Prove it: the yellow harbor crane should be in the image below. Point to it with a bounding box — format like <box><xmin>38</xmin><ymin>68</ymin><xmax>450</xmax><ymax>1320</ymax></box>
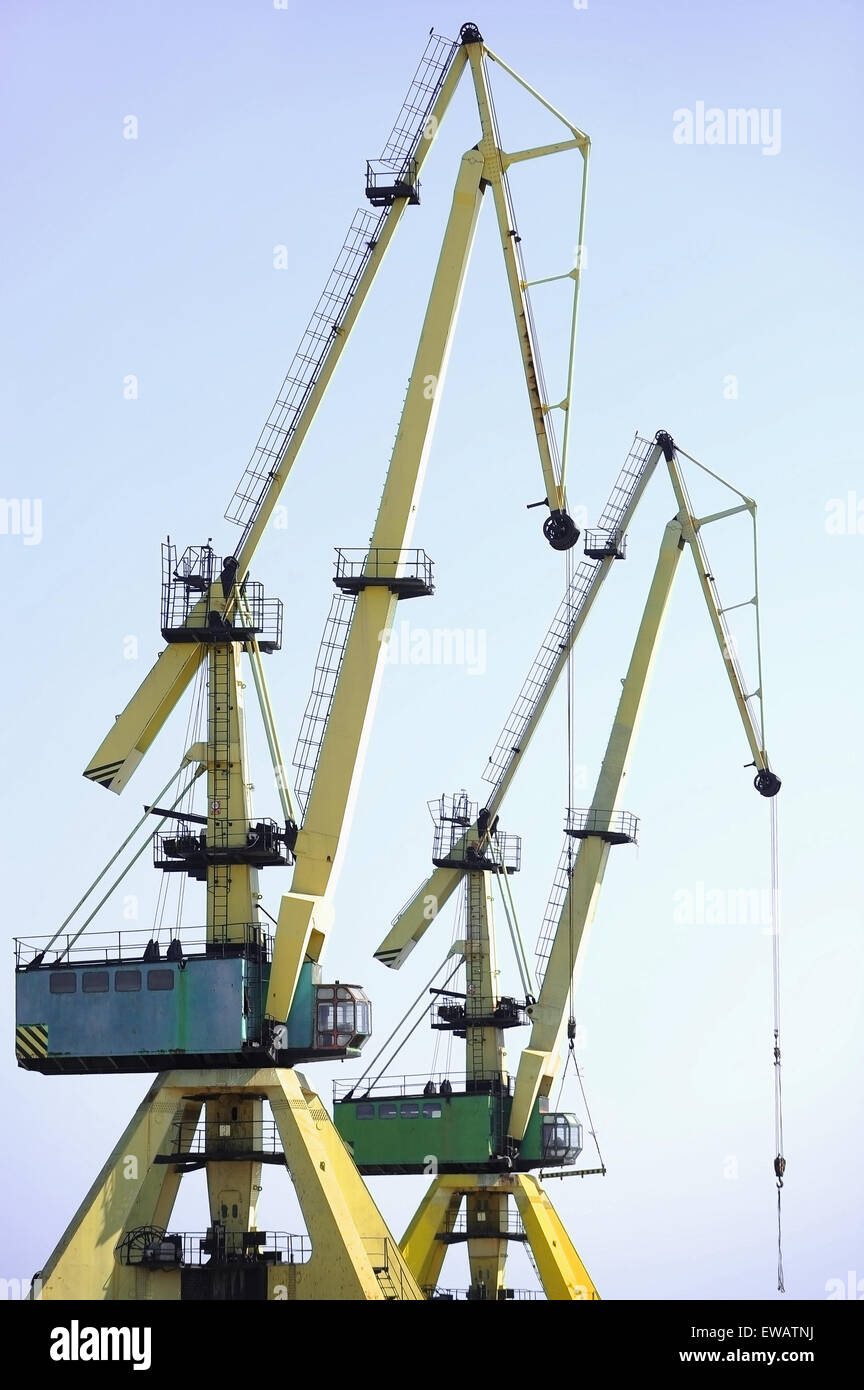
<box><xmin>14</xmin><ymin>22</ymin><xmax>783</xmax><ymax>1302</ymax></box>
<box><xmin>341</xmin><ymin>430</ymin><xmax>780</xmax><ymax>1299</ymax></box>
<box><xmin>16</xmin><ymin>22</ymin><xmax>595</xmax><ymax>1302</ymax></box>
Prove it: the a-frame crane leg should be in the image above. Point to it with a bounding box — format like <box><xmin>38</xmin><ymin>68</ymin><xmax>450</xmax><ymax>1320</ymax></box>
<box><xmin>32</xmin><ymin>1069</ymin><xmax>424</xmax><ymax>1301</ymax></box>
<box><xmin>30</xmin><ymin>1077</ymin><xmax>201</xmax><ymax>1300</ymax></box>
<box><xmin>395</xmin><ymin>1174</ymin><xmax>464</xmax><ymax>1290</ymax></box>
<box><xmin>512</xmin><ymin>1175</ymin><xmax>598</xmax><ymax>1299</ymax></box>
<box><xmin>397</xmin><ymin>868</ymin><xmax>598</xmax><ymax>1300</ymax></box>
<box><xmin>399</xmin><ymin>1174</ymin><xmax>598</xmax><ymax>1300</ymax></box>
<box><xmin>35</xmin><ymin>625</ymin><xmax>424</xmax><ymax>1300</ymax></box>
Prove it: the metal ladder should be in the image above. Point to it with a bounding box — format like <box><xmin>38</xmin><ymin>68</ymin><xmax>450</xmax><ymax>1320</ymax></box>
<box><xmin>595</xmin><ymin>433</ymin><xmax>657</xmax><ymax>536</ymax></box>
<box><xmin>535</xmin><ymin>835</ymin><xmax>575</xmax><ymax>986</ymax></box>
<box><xmin>379</xmin><ymin>31</ymin><xmax>458</xmax><ymax>178</ymax></box>
<box><xmin>465</xmin><ymin>871</ymin><xmax>487</xmax><ymax>1085</ymax></box>
<box><xmin>481</xmin><ymin>434</ymin><xmax>658</xmax><ymax>801</ymax></box>
<box><xmin>292</xmin><ymin>593</ymin><xmax>356</xmax><ymax>817</ymax></box>
<box><xmin>207</xmin><ymin>645</ymin><xmax>233</xmax><ymax>940</ymax></box>
<box><xmin>224</xmin><ymin>31</ymin><xmax>458</xmax><ymax>553</ymax></box>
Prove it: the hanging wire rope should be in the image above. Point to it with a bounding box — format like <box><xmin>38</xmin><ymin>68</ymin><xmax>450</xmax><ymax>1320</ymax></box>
<box><xmin>564</xmin><ymin>545</ymin><xmax>578</xmax><ymax>1036</ymax></box>
<box><xmin>574</xmin><ymin>1054</ymin><xmax>606</xmax><ymax>1172</ymax></box>
<box><xmin>149</xmin><ymin>664</ymin><xmax>208</xmax><ymax>945</ymax></box>
<box><xmin>770</xmin><ymin>796</ymin><xmax>786</xmax><ymax>1292</ymax></box>
<box><xmin>50</xmin><ymin>766</ymin><xmax>206</xmax><ymax>960</ymax></box>
<box><xmin>347</xmin><ymin>955</ymin><xmax>464</xmax><ymax>1099</ymax></box>
<box><xmin>178</xmin><ymin>661</ymin><xmax>207</xmax><ymax>819</ymax></box>
<box><xmin>151</xmin><ymin>866</ymin><xmax>170</xmax><ymax>940</ymax></box>
<box><xmin>39</xmin><ymin>762</ymin><xmax>200</xmax><ymax>958</ymax></box>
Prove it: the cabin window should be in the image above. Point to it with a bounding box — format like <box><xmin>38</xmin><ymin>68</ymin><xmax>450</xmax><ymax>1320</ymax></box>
<box><xmin>541</xmin><ymin>1115</ymin><xmax>581</xmax><ymax>1160</ymax></box>
<box><xmin>422</xmin><ymin>1102</ymin><xmax>442</xmax><ymax>1119</ymax></box>
<box><xmin>147</xmin><ymin>970</ymin><xmax>174</xmax><ymax>991</ymax></box>
<box><xmin>115</xmin><ymin>970</ymin><xmax>142</xmax><ymax>992</ymax></box>
<box><xmin>356</xmin><ymin>1103</ymin><xmax>375</xmax><ymax>1119</ymax></box>
<box><xmin>400</xmin><ymin>1102</ymin><xmax>420</xmax><ymax>1119</ymax></box>
<box><xmin>49</xmin><ymin>972</ymin><xmax>77</xmax><ymax>994</ymax></box>
<box><xmin>379</xmin><ymin>1103</ymin><xmax>398</xmax><ymax>1119</ymax></box>
<box><xmin>82</xmin><ymin>972</ymin><xmax>109</xmax><ymax>994</ymax></box>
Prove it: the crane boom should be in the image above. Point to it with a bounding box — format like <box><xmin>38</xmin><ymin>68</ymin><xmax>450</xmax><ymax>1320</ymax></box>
<box><xmin>508</xmin><ymin>435</ymin><xmax>780</xmax><ymax>1142</ymax></box>
<box><xmin>508</xmin><ymin>518</ymin><xmax>686</xmax><ymax>1141</ymax></box>
<box><xmin>264</xmin><ymin>147</ymin><xmax>489</xmax><ymax>1024</ymax></box>
<box><xmin>82</xmin><ymin>31</ymin><xmax>465</xmax><ymax>795</ymax></box>
<box><xmin>464</xmin><ymin>42</ymin><xmax>586</xmax><ymax>528</ymax></box>
<box><xmin>82</xmin><ymin>25</ymin><xmax>589</xmax><ymax>803</ymax></box>
<box><xmin>228</xmin><ymin>33</ymin><xmax>465</xmax><ymax>566</ymax></box>
<box><xmin>374</xmin><ymin>434</ymin><xmax>663</xmax><ymax>970</ymax></box>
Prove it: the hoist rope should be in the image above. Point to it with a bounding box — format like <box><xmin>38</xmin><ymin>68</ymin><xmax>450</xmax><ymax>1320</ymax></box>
<box><xmin>41</xmin><ymin>761</ymin><xmax>200</xmax><ymax>956</ymax></box>
<box><xmin>490</xmin><ymin>839</ymin><xmax>536</xmax><ymax>999</ymax></box>
<box><xmin>554</xmin><ymin>1026</ymin><xmax>606</xmax><ymax>1173</ymax></box>
<box><xmin>54</xmin><ymin>767</ymin><xmax>206</xmax><ymax>960</ymax></box>
<box><xmin>770</xmin><ymin>795</ymin><xmax>786</xmax><ymax>1292</ymax></box>
<box><xmin>574</xmin><ymin>1052</ymin><xmax>606</xmax><ymax>1172</ymax></box>
<box><xmin>348</xmin><ymin>955</ymin><xmax>464</xmax><ymax>1098</ymax></box>
<box><xmin>565</xmin><ymin>546</ymin><xmax>576</xmax><ymax>1023</ymax></box>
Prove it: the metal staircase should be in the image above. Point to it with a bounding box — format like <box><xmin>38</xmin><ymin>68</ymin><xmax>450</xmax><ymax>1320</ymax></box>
<box><xmin>481</xmin><ymin>434</ymin><xmax>659</xmax><ymax>802</ymax></box>
<box><xmin>224</xmin><ymin>31</ymin><xmax>458</xmax><ymax>553</ymax></box>
<box><xmin>364</xmin><ymin>1237</ymin><xmax>423</xmax><ymax>1301</ymax></box>
<box><xmin>292</xmin><ymin>592</ymin><xmax>356</xmax><ymax>818</ymax></box>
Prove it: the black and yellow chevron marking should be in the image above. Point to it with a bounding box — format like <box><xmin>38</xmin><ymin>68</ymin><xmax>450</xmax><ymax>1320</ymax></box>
<box><xmin>16</xmin><ymin>1023</ymin><xmax>48</xmax><ymax>1061</ymax></box>
<box><xmin>84</xmin><ymin>760</ymin><xmax>123</xmax><ymax>788</ymax></box>
<box><xmin>374</xmin><ymin>949</ymin><xmax>401</xmax><ymax>967</ymax></box>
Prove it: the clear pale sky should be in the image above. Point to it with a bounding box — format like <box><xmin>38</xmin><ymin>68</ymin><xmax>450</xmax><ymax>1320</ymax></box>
<box><xmin>1</xmin><ymin>0</ymin><xmax>861</xmax><ymax>1301</ymax></box>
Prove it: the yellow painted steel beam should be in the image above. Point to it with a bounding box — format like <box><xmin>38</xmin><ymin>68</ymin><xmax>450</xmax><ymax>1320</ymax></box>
<box><xmin>482</xmin><ymin>44</ymin><xmax>590</xmax><ymax>142</ymax></box>
<box><xmin>512</xmin><ymin>1174</ymin><xmax>599</xmax><ymax>1300</ymax></box>
<box><xmin>399</xmin><ymin>1178</ymin><xmax>465</xmax><ymax>1290</ymax></box>
<box><xmin>266</xmin><ymin>148</ymin><xmax>488</xmax><ymax>1022</ymax></box>
<box><xmin>31</xmin><ymin>1078</ymin><xmax>202</xmax><ymax>1300</ymax></box>
<box><xmin>663</xmin><ymin>446</ymin><xmax>771</xmax><ymax>771</ymax></box>
<box><xmin>233</xmin><ymin>46</ymin><xmax>470</xmax><ymax>580</ymax></box>
<box><xmin>509</xmin><ymin>520</ymin><xmax>685</xmax><ymax>1141</ymax></box>
<box><xmin>503</xmin><ymin>138</ymin><xmax>586</xmax><ymax>167</ymax></box>
<box><xmin>466</xmin><ymin>44</ymin><xmax>564</xmax><ymax>513</ymax></box>
<box><xmin>375</xmin><ymin>860</ymin><xmax>468</xmax><ymax>968</ymax></box>
<box><xmin>83</xmin><ymin>49</ymin><xmax>470</xmax><ymax>799</ymax></box>
<box><xmin>487</xmin><ymin>444</ymin><xmax>662</xmax><ymax>816</ymax></box>
<box><xmin>206</xmin><ymin>642</ymin><xmax>261</xmax><ymax>942</ymax></box>
<box><xmin>269</xmin><ymin>1069</ymin><xmax>424</xmax><ymax>1300</ymax></box>
<box><xmin>464</xmin><ymin>870</ymin><xmax>507</xmax><ymax>1082</ymax></box>
<box><xmin>398</xmin><ymin>1176</ymin><xmax>465</xmax><ymax>1296</ymax></box>
<box><xmin>374</xmin><ymin>446</ymin><xmax>665</xmax><ymax>972</ymax></box>
<box><xmin>34</xmin><ymin>1068</ymin><xmax>423</xmax><ymax>1301</ymax></box>
<box><xmin>466</xmin><ymin>1189</ymin><xmax>509</xmax><ymax>1296</ymax></box>
<box><xmin>83</xmin><ymin>642</ymin><xmax>206</xmax><ymax>794</ymax></box>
